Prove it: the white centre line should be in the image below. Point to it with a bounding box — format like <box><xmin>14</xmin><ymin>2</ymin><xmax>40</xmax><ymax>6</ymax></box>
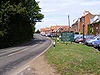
<box><xmin>7</xmin><ymin>44</ymin><xmax>39</xmax><ymax>57</ymax></box>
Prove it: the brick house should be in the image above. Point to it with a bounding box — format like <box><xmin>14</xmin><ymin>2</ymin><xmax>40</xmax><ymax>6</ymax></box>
<box><xmin>72</xmin><ymin>11</ymin><xmax>95</xmax><ymax>34</ymax></box>
<box><xmin>93</xmin><ymin>23</ymin><xmax>100</xmax><ymax>35</ymax></box>
<box><xmin>71</xmin><ymin>19</ymin><xmax>80</xmax><ymax>33</ymax></box>
<box><xmin>89</xmin><ymin>15</ymin><xmax>100</xmax><ymax>35</ymax></box>
<box><xmin>79</xmin><ymin>11</ymin><xmax>95</xmax><ymax>34</ymax></box>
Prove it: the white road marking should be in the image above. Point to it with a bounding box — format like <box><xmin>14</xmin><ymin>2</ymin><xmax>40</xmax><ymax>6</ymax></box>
<box><xmin>10</xmin><ymin>37</ymin><xmax>52</xmax><ymax>75</ymax></box>
<box><xmin>0</xmin><ymin>47</ymin><xmax>27</xmax><ymax>56</ymax></box>
<box><xmin>7</xmin><ymin>44</ymin><xmax>39</xmax><ymax>56</ymax></box>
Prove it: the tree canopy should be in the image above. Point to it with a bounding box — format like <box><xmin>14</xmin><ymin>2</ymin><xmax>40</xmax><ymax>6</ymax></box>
<box><xmin>0</xmin><ymin>0</ymin><xmax>44</xmax><ymax>48</ymax></box>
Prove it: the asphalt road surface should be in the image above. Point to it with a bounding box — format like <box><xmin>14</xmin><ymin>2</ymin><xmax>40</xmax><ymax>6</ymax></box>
<box><xmin>0</xmin><ymin>34</ymin><xmax>52</xmax><ymax>75</ymax></box>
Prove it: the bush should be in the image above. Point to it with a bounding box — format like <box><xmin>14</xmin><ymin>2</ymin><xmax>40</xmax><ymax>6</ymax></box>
<box><xmin>0</xmin><ymin>0</ymin><xmax>44</xmax><ymax>49</ymax></box>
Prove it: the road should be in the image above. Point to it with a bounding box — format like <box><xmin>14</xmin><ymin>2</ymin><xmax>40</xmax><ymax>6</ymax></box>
<box><xmin>0</xmin><ymin>34</ymin><xmax>52</xmax><ymax>75</ymax></box>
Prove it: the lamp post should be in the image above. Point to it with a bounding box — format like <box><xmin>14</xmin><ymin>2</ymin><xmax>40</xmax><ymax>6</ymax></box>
<box><xmin>83</xmin><ymin>24</ymin><xmax>85</xmax><ymax>43</ymax></box>
<box><xmin>82</xmin><ymin>15</ymin><xmax>85</xmax><ymax>43</ymax></box>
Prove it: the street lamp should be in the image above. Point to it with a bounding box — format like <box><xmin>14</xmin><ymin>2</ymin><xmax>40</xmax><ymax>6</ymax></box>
<box><xmin>83</xmin><ymin>24</ymin><xmax>85</xmax><ymax>43</ymax></box>
<box><xmin>82</xmin><ymin>16</ymin><xmax>85</xmax><ymax>43</ymax></box>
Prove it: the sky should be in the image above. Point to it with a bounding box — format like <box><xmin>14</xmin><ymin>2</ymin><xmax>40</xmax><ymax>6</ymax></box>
<box><xmin>35</xmin><ymin>0</ymin><xmax>100</xmax><ymax>30</ymax></box>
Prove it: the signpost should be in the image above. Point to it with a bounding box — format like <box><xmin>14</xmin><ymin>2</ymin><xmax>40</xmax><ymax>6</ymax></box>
<box><xmin>61</xmin><ymin>32</ymin><xmax>74</xmax><ymax>42</ymax></box>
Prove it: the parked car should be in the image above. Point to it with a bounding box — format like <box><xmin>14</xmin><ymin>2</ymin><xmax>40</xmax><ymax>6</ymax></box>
<box><xmin>74</xmin><ymin>34</ymin><xmax>83</xmax><ymax>41</ymax></box>
<box><xmin>50</xmin><ymin>34</ymin><xmax>59</xmax><ymax>37</ymax></box>
<box><xmin>75</xmin><ymin>37</ymin><xmax>84</xmax><ymax>43</ymax></box>
<box><xmin>42</xmin><ymin>34</ymin><xmax>59</xmax><ymax>37</ymax></box>
<box><xmin>75</xmin><ymin>35</ymin><xmax>94</xmax><ymax>43</ymax></box>
<box><xmin>45</xmin><ymin>34</ymin><xmax>51</xmax><ymax>37</ymax></box>
<box><xmin>92</xmin><ymin>41</ymin><xmax>100</xmax><ymax>48</ymax></box>
<box><xmin>41</xmin><ymin>34</ymin><xmax>45</xmax><ymax>36</ymax></box>
<box><xmin>85</xmin><ymin>35</ymin><xmax>100</xmax><ymax>45</ymax></box>
<box><xmin>91</xmin><ymin>38</ymin><xmax>100</xmax><ymax>48</ymax></box>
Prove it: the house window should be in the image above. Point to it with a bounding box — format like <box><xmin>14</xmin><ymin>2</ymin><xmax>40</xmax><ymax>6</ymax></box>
<box><xmin>81</xmin><ymin>17</ymin><xmax>85</xmax><ymax>22</ymax></box>
<box><xmin>96</xmin><ymin>27</ymin><xmax>98</xmax><ymax>29</ymax></box>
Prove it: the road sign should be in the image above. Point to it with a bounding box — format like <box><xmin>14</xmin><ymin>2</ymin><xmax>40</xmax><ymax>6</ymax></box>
<box><xmin>61</xmin><ymin>32</ymin><xmax>74</xmax><ymax>42</ymax></box>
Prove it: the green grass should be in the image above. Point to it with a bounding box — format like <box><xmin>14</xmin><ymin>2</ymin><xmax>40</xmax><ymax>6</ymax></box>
<box><xmin>46</xmin><ymin>42</ymin><xmax>100</xmax><ymax>75</ymax></box>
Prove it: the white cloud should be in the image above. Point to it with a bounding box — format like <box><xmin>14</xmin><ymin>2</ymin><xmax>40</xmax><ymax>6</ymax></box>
<box><xmin>35</xmin><ymin>0</ymin><xmax>100</xmax><ymax>29</ymax></box>
<box><xmin>35</xmin><ymin>0</ymin><xmax>41</xmax><ymax>1</ymax></box>
<box><xmin>42</xmin><ymin>9</ymin><xmax>58</xmax><ymax>13</ymax></box>
<box><xmin>81</xmin><ymin>1</ymin><xmax>100</xmax><ymax>6</ymax></box>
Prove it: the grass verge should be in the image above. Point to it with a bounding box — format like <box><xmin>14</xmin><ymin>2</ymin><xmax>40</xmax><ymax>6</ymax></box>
<box><xmin>46</xmin><ymin>41</ymin><xmax>100</xmax><ymax>75</ymax></box>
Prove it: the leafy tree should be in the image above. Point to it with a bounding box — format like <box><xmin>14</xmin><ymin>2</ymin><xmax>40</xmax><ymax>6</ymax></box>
<box><xmin>0</xmin><ymin>0</ymin><xmax>44</xmax><ymax>48</ymax></box>
<box><xmin>88</xmin><ymin>24</ymin><xmax>94</xmax><ymax>35</ymax></box>
<box><xmin>35</xmin><ymin>29</ymin><xmax>40</xmax><ymax>33</ymax></box>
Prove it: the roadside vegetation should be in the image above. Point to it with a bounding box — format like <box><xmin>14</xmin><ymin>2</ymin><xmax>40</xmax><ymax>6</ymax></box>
<box><xmin>0</xmin><ymin>0</ymin><xmax>44</xmax><ymax>49</ymax></box>
<box><xmin>46</xmin><ymin>40</ymin><xmax>100</xmax><ymax>75</ymax></box>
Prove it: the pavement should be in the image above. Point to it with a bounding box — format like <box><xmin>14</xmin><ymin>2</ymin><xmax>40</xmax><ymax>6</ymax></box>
<box><xmin>17</xmin><ymin>55</ymin><xmax>60</xmax><ymax>75</ymax></box>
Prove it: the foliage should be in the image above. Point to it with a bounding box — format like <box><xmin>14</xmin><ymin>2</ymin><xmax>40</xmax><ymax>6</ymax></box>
<box><xmin>0</xmin><ymin>30</ymin><xmax>7</xmax><ymax>37</ymax></box>
<box><xmin>0</xmin><ymin>0</ymin><xmax>44</xmax><ymax>48</ymax></box>
<box><xmin>88</xmin><ymin>24</ymin><xmax>94</xmax><ymax>35</ymax></box>
<box><xmin>46</xmin><ymin>41</ymin><xmax>100</xmax><ymax>75</ymax></box>
<box><xmin>35</xmin><ymin>29</ymin><xmax>40</xmax><ymax>33</ymax></box>
<box><xmin>79</xmin><ymin>32</ymin><xmax>83</xmax><ymax>34</ymax></box>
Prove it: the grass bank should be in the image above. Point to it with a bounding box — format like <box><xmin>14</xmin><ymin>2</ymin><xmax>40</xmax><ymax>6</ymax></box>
<box><xmin>46</xmin><ymin>42</ymin><xmax>100</xmax><ymax>75</ymax></box>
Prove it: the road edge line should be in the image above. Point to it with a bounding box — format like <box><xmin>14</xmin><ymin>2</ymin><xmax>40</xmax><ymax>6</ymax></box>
<box><xmin>13</xmin><ymin>37</ymin><xmax>53</xmax><ymax>75</ymax></box>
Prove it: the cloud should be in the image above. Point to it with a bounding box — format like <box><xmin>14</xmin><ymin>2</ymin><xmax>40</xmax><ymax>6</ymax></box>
<box><xmin>35</xmin><ymin>0</ymin><xmax>41</xmax><ymax>1</ymax></box>
<box><xmin>42</xmin><ymin>9</ymin><xmax>58</xmax><ymax>13</ymax></box>
<box><xmin>35</xmin><ymin>0</ymin><xmax>100</xmax><ymax>30</ymax></box>
<box><xmin>81</xmin><ymin>1</ymin><xmax>100</xmax><ymax>6</ymax></box>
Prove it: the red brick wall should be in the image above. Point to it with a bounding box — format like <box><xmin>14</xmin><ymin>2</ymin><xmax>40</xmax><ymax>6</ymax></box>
<box><xmin>79</xmin><ymin>13</ymin><xmax>95</xmax><ymax>34</ymax></box>
<box><xmin>93</xmin><ymin>23</ymin><xmax>100</xmax><ymax>35</ymax></box>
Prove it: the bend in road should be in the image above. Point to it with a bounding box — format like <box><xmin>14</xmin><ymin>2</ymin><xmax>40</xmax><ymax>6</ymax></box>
<box><xmin>0</xmin><ymin>34</ymin><xmax>52</xmax><ymax>75</ymax></box>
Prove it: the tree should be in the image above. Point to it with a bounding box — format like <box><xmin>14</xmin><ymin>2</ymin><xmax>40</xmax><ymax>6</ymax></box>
<box><xmin>35</xmin><ymin>30</ymin><xmax>40</xmax><ymax>33</ymax></box>
<box><xmin>0</xmin><ymin>0</ymin><xmax>44</xmax><ymax>48</ymax></box>
<box><xmin>88</xmin><ymin>24</ymin><xmax>94</xmax><ymax>35</ymax></box>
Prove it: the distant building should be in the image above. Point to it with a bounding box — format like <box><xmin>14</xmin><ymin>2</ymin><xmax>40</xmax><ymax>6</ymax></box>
<box><xmin>40</xmin><ymin>28</ymin><xmax>51</xmax><ymax>34</ymax></box>
<box><xmin>50</xmin><ymin>26</ymin><xmax>69</xmax><ymax>33</ymax></box>
<box><xmin>40</xmin><ymin>25</ymin><xmax>70</xmax><ymax>35</ymax></box>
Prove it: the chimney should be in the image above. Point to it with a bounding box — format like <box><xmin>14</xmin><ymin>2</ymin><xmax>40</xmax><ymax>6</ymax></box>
<box><xmin>84</xmin><ymin>11</ymin><xmax>90</xmax><ymax>15</ymax></box>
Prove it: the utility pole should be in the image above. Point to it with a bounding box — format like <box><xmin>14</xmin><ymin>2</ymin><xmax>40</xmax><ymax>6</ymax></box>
<box><xmin>68</xmin><ymin>15</ymin><xmax>70</xmax><ymax>32</ymax></box>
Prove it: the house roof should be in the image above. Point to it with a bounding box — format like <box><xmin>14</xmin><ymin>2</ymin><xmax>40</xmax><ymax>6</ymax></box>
<box><xmin>90</xmin><ymin>15</ymin><xmax>100</xmax><ymax>24</ymax></box>
<box><xmin>40</xmin><ymin>28</ymin><xmax>51</xmax><ymax>31</ymax></box>
<box><xmin>40</xmin><ymin>25</ymin><xmax>69</xmax><ymax>32</ymax></box>
<box><xmin>50</xmin><ymin>26</ymin><xmax>69</xmax><ymax>32</ymax></box>
<box><xmin>80</xmin><ymin>11</ymin><xmax>95</xmax><ymax>19</ymax></box>
<box><xmin>50</xmin><ymin>26</ymin><xmax>69</xmax><ymax>30</ymax></box>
